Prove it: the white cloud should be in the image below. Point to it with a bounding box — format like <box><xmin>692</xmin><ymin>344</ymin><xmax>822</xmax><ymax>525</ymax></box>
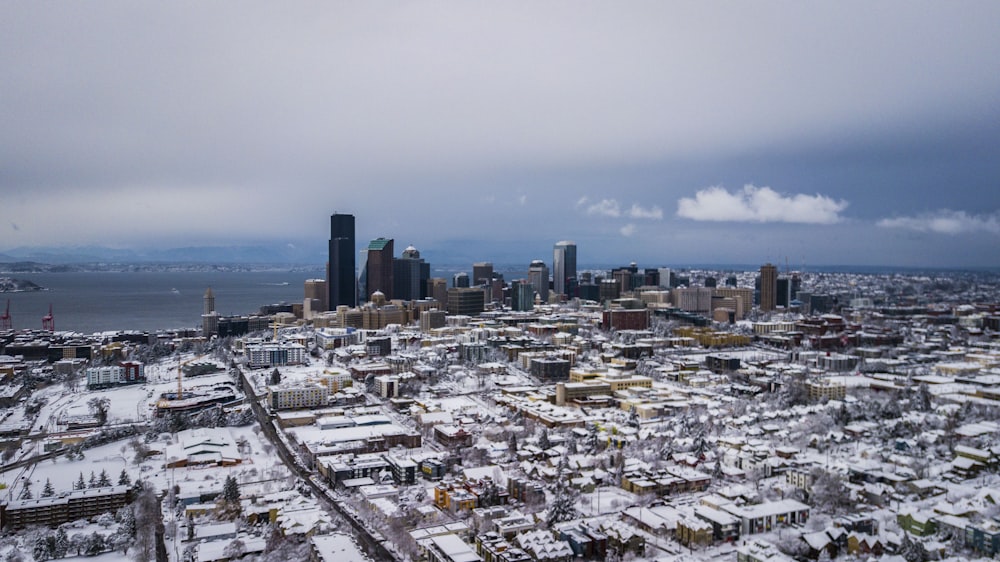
<box><xmin>676</xmin><ymin>185</ymin><xmax>848</xmax><ymax>224</ymax></box>
<box><xmin>628</xmin><ymin>204</ymin><xmax>663</xmax><ymax>220</ymax></box>
<box><xmin>620</xmin><ymin>223</ymin><xmax>636</xmax><ymax>237</ymax></box>
<box><xmin>518</xmin><ymin>194</ymin><xmax>527</xmax><ymax>206</ymax></box>
<box><xmin>877</xmin><ymin>209</ymin><xmax>1000</xmax><ymax>235</ymax></box>
<box><xmin>580</xmin><ymin>198</ymin><xmax>662</xmax><ymax>220</ymax></box>
<box><xmin>585</xmin><ymin>198</ymin><xmax>622</xmax><ymax>218</ymax></box>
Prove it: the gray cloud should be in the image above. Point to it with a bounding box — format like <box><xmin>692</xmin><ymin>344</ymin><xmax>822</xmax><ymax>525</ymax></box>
<box><xmin>878</xmin><ymin>210</ymin><xmax>1000</xmax><ymax>235</ymax></box>
<box><xmin>1</xmin><ymin>2</ymin><xmax>999</xmax><ymax>266</ymax></box>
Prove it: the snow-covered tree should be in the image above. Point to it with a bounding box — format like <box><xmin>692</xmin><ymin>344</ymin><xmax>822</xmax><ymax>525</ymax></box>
<box><xmin>88</xmin><ymin>471</ymin><xmax>97</xmax><ymax>488</ymax></box>
<box><xmin>19</xmin><ymin>480</ymin><xmax>32</xmax><ymax>500</ymax></box>
<box><xmin>97</xmin><ymin>469</ymin><xmax>111</xmax><ymax>487</ymax></box>
<box><xmin>118</xmin><ymin>468</ymin><xmax>131</xmax><ymax>486</ymax></box>
<box><xmin>32</xmin><ymin>533</ymin><xmax>53</xmax><ymax>562</ymax></box>
<box><xmin>52</xmin><ymin>528</ymin><xmax>69</xmax><ymax>558</ymax></box>
<box><xmin>41</xmin><ymin>478</ymin><xmax>54</xmax><ymax>498</ymax></box>
<box><xmin>547</xmin><ymin>457</ymin><xmax>579</xmax><ymax>528</ymax></box>
<box><xmin>84</xmin><ymin>532</ymin><xmax>105</xmax><ymax>556</ymax></box>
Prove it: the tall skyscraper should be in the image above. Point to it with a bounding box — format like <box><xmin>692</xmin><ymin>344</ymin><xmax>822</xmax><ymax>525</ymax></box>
<box><xmin>453</xmin><ymin>272</ymin><xmax>470</xmax><ymax>288</ymax></box>
<box><xmin>365</xmin><ymin>238</ymin><xmax>394</xmax><ymax>301</ymax></box>
<box><xmin>328</xmin><ymin>213</ymin><xmax>356</xmax><ymax>308</ymax></box>
<box><xmin>472</xmin><ymin>262</ymin><xmax>494</xmax><ymax>286</ymax></box>
<box><xmin>553</xmin><ymin>241</ymin><xmax>577</xmax><ymax>297</ymax></box>
<box><xmin>393</xmin><ymin>245</ymin><xmax>430</xmax><ymax>301</ymax></box>
<box><xmin>760</xmin><ymin>263</ymin><xmax>778</xmax><ymax>312</ymax></box>
<box><xmin>527</xmin><ymin>260</ymin><xmax>549</xmax><ymax>303</ymax></box>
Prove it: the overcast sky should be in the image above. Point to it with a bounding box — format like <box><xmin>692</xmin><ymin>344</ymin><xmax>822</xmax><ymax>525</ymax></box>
<box><xmin>3</xmin><ymin>2</ymin><xmax>999</xmax><ymax>268</ymax></box>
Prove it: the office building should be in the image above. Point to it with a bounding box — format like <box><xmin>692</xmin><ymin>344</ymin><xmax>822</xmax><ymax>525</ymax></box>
<box><xmin>759</xmin><ymin>263</ymin><xmax>778</xmax><ymax>312</ymax></box>
<box><xmin>472</xmin><ymin>262</ymin><xmax>494</xmax><ymax>286</ymax></box>
<box><xmin>553</xmin><ymin>241</ymin><xmax>577</xmax><ymax>297</ymax></box>
<box><xmin>776</xmin><ymin>277</ymin><xmax>792</xmax><ymax>309</ymax></box>
<box><xmin>527</xmin><ymin>260</ymin><xmax>549</xmax><ymax>303</ymax></box>
<box><xmin>453</xmin><ymin>272</ymin><xmax>470</xmax><ymax>288</ymax></box>
<box><xmin>328</xmin><ymin>213</ymin><xmax>356</xmax><ymax>308</ymax></box>
<box><xmin>428</xmin><ymin>278</ymin><xmax>448</xmax><ymax>307</ymax></box>
<box><xmin>363</xmin><ymin>238</ymin><xmax>394</xmax><ymax>302</ymax></box>
<box><xmin>393</xmin><ymin>245</ymin><xmax>430</xmax><ymax>301</ymax></box>
<box><xmin>446</xmin><ymin>288</ymin><xmax>485</xmax><ymax>316</ymax></box>
<box><xmin>511</xmin><ymin>280</ymin><xmax>534</xmax><ymax>312</ymax></box>
<box><xmin>658</xmin><ymin>268</ymin><xmax>673</xmax><ymax>289</ymax></box>
<box><xmin>304</xmin><ymin>279</ymin><xmax>327</xmax><ymax>313</ymax></box>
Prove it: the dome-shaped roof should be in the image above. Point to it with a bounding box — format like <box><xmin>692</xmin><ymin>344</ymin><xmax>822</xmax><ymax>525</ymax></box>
<box><xmin>402</xmin><ymin>245</ymin><xmax>420</xmax><ymax>259</ymax></box>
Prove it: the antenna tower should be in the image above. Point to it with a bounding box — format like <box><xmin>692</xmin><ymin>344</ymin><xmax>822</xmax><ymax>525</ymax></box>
<box><xmin>0</xmin><ymin>300</ymin><xmax>10</xmax><ymax>330</ymax></box>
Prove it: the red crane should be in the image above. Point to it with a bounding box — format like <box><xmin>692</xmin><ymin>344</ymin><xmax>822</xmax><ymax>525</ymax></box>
<box><xmin>42</xmin><ymin>304</ymin><xmax>54</xmax><ymax>331</ymax></box>
<box><xmin>0</xmin><ymin>300</ymin><xmax>10</xmax><ymax>330</ymax></box>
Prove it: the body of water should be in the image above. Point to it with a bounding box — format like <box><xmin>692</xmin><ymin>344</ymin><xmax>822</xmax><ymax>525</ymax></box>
<box><xmin>1</xmin><ymin>270</ymin><xmax>323</xmax><ymax>334</ymax></box>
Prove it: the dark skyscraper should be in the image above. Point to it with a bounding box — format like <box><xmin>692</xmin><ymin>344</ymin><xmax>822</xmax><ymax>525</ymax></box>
<box><xmin>760</xmin><ymin>263</ymin><xmax>778</xmax><ymax>312</ymax></box>
<box><xmin>365</xmin><ymin>237</ymin><xmax>394</xmax><ymax>301</ymax></box>
<box><xmin>553</xmin><ymin>241</ymin><xmax>577</xmax><ymax>297</ymax></box>
<box><xmin>328</xmin><ymin>213</ymin><xmax>356</xmax><ymax>308</ymax></box>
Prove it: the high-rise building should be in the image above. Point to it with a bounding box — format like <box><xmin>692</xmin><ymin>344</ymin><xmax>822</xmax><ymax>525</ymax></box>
<box><xmin>776</xmin><ymin>277</ymin><xmax>792</xmax><ymax>308</ymax></box>
<box><xmin>527</xmin><ymin>260</ymin><xmax>549</xmax><ymax>303</ymax></box>
<box><xmin>760</xmin><ymin>263</ymin><xmax>778</xmax><ymax>312</ymax></box>
<box><xmin>447</xmin><ymin>287</ymin><xmax>485</xmax><ymax>316</ymax></box>
<box><xmin>304</xmin><ymin>279</ymin><xmax>327</xmax><ymax>313</ymax></box>
<box><xmin>328</xmin><ymin>214</ymin><xmax>356</xmax><ymax>308</ymax></box>
<box><xmin>453</xmin><ymin>272</ymin><xmax>470</xmax><ymax>288</ymax></box>
<box><xmin>204</xmin><ymin>287</ymin><xmax>215</xmax><ymax>316</ymax></box>
<box><xmin>365</xmin><ymin>238</ymin><xmax>394</xmax><ymax>301</ymax></box>
<box><xmin>472</xmin><ymin>262</ymin><xmax>494</xmax><ymax>286</ymax></box>
<box><xmin>428</xmin><ymin>278</ymin><xmax>448</xmax><ymax>307</ymax></box>
<box><xmin>553</xmin><ymin>241</ymin><xmax>577</xmax><ymax>297</ymax></box>
<box><xmin>393</xmin><ymin>245</ymin><xmax>430</xmax><ymax>301</ymax></box>
<box><xmin>511</xmin><ymin>280</ymin><xmax>534</xmax><ymax>311</ymax></box>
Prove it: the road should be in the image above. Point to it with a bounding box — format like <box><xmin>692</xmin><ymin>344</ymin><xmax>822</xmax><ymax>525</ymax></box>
<box><xmin>238</xmin><ymin>366</ymin><xmax>399</xmax><ymax>561</ymax></box>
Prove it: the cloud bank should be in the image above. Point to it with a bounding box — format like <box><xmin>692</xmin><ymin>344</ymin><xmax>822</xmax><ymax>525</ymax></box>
<box><xmin>877</xmin><ymin>209</ymin><xmax>1000</xmax><ymax>235</ymax></box>
<box><xmin>676</xmin><ymin>185</ymin><xmax>848</xmax><ymax>224</ymax></box>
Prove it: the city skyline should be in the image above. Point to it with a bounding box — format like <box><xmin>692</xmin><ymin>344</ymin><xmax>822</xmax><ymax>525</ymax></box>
<box><xmin>2</xmin><ymin>3</ymin><xmax>1000</xmax><ymax>268</ymax></box>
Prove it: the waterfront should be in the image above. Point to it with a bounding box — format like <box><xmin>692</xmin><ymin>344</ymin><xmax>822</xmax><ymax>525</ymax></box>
<box><xmin>1</xmin><ymin>270</ymin><xmax>323</xmax><ymax>334</ymax></box>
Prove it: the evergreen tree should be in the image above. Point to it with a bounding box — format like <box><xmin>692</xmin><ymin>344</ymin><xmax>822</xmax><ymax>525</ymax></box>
<box><xmin>32</xmin><ymin>534</ymin><xmax>52</xmax><ymax>562</ymax></box>
<box><xmin>53</xmin><ymin>528</ymin><xmax>69</xmax><ymax>558</ymax></box>
<box><xmin>88</xmin><ymin>471</ymin><xmax>97</xmax><ymax>488</ymax></box>
<box><xmin>547</xmin><ymin>456</ymin><xmax>580</xmax><ymax>528</ymax></box>
<box><xmin>97</xmin><ymin>469</ymin><xmax>112</xmax><ymax>487</ymax></box>
<box><xmin>42</xmin><ymin>478</ymin><xmax>55</xmax><ymax>498</ymax></box>
<box><xmin>118</xmin><ymin>468</ymin><xmax>131</xmax><ymax>486</ymax></box>
<box><xmin>19</xmin><ymin>480</ymin><xmax>32</xmax><ymax>500</ymax></box>
<box><xmin>220</xmin><ymin>475</ymin><xmax>242</xmax><ymax>518</ymax></box>
<box><xmin>538</xmin><ymin>428</ymin><xmax>551</xmax><ymax>450</ymax></box>
<box><xmin>74</xmin><ymin>472</ymin><xmax>86</xmax><ymax>490</ymax></box>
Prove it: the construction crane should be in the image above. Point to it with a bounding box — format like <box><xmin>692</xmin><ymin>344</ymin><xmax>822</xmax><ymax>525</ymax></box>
<box><xmin>41</xmin><ymin>304</ymin><xmax>54</xmax><ymax>331</ymax></box>
<box><xmin>0</xmin><ymin>300</ymin><xmax>10</xmax><ymax>330</ymax></box>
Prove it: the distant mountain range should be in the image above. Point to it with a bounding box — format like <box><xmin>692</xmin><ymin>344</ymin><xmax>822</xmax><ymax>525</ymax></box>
<box><xmin>0</xmin><ymin>243</ymin><xmax>328</xmax><ymax>267</ymax></box>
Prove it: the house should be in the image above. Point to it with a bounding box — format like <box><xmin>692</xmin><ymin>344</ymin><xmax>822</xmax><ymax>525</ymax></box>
<box><xmin>897</xmin><ymin>509</ymin><xmax>937</xmax><ymax>537</ymax></box>
<box><xmin>676</xmin><ymin>516</ymin><xmax>713</xmax><ymax>547</ymax></box>
<box><xmin>846</xmin><ymin>533</ymin><xmax>885</xmax><ymax>557</ymax></box>
<box><xmin>310</xmin><ymin>533</ymin><xmax>371</xmax><ymax>562</ymax></box>
<box><xmin>965</xmin><ymin>519</ymin><xmax>1000</xmax><ymax>557</ymax></box>
<box><xmin>694</xmin><ymin>504</ymin><xmax>739</xmax><ymax>542</ymax></box>
<box><xmin>724</xmin><ymin>500</ymin><xmax>810</xmax><ymax>536</ymax></box>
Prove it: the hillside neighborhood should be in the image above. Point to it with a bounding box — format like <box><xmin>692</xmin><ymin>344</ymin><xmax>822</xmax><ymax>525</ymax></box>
<box><xmin>1</xmin><ymin>269</ymin><xmax>1000</xmax><ymax>562</ymax></box>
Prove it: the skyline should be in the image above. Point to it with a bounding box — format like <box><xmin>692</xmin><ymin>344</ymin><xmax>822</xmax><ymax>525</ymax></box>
<box><xmin>3</xmin><ymin>2</ymin><xmax>1000</xmax><ymax>268</ymax></box>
